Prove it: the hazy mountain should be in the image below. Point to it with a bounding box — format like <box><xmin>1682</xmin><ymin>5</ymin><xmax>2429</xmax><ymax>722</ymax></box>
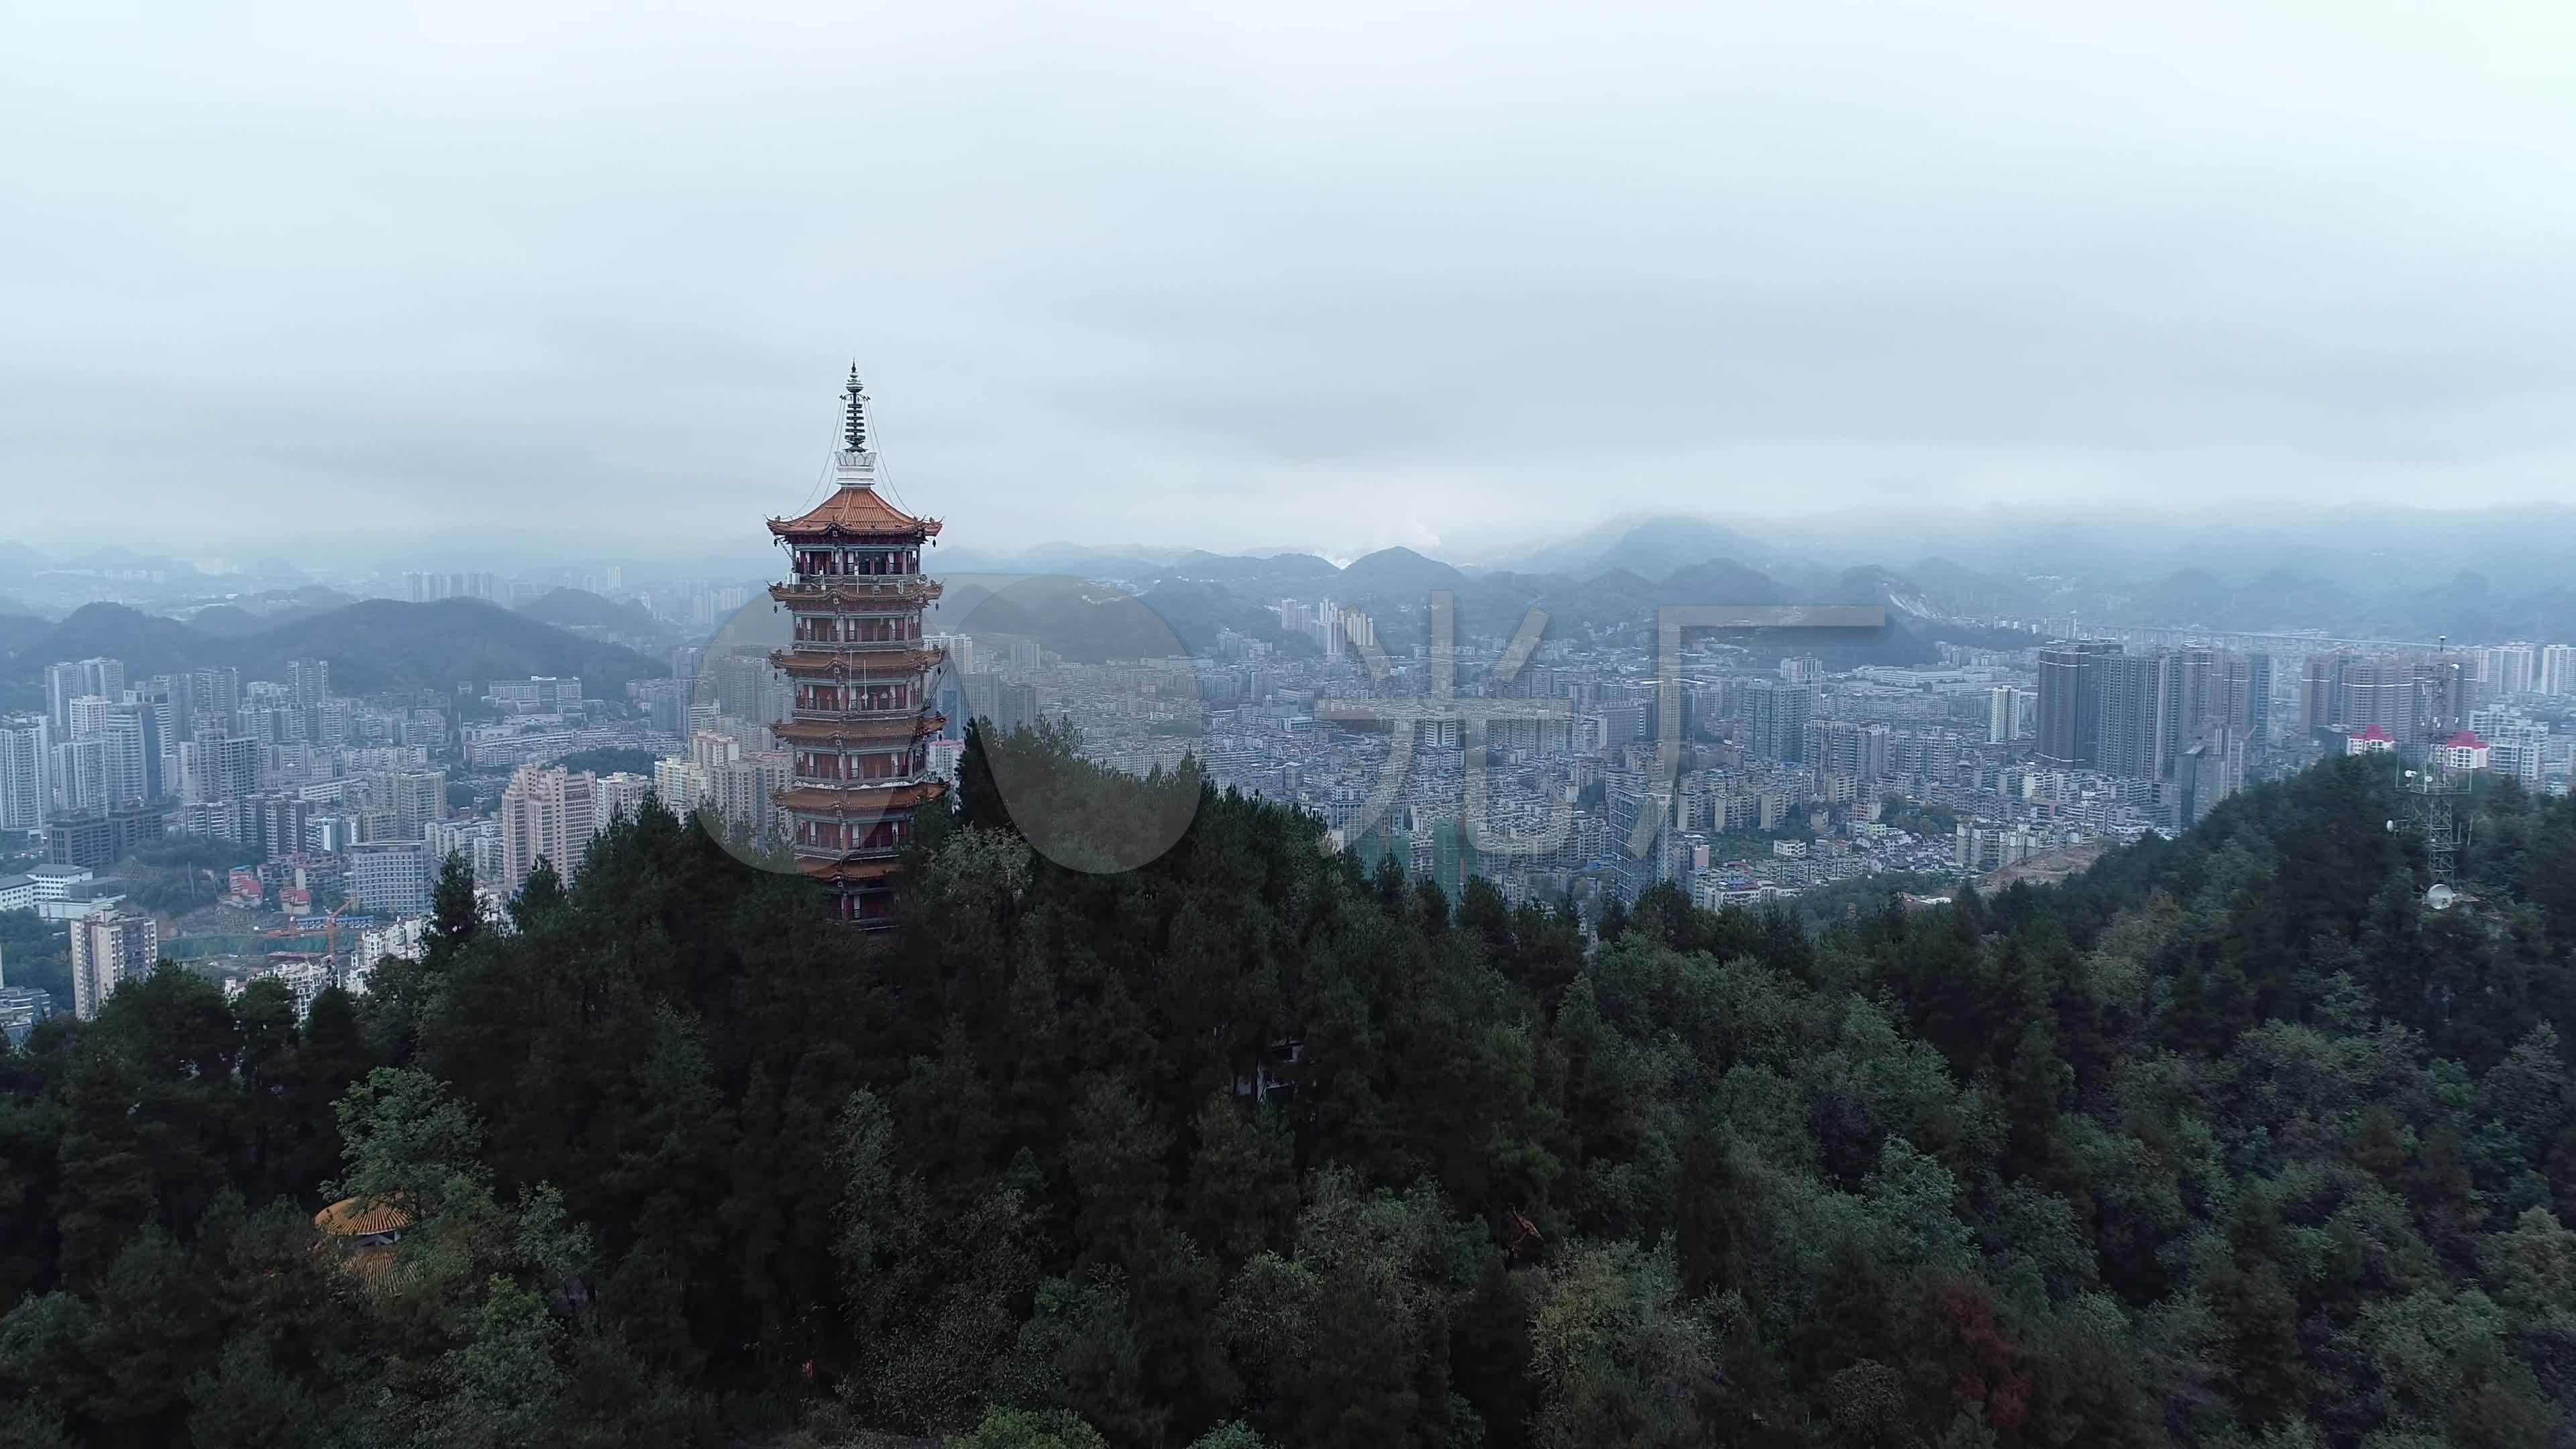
<box><xmin>9</xmin><ymin>604</ymin><xmax>214</xmax><ymax>680</ymax></box>
<box><xmin>1902</xmin><ymin>557</ymin><xmax>2042</xmax><ymax>618</ymax></box>
<box><xmin>186</xmin><ymin>604</ymin><xmax>283</xmax><ymax>638</ymax></box>
<box><xmin>1601</xmin><ymin>518</ymin><xmax>1795</xmax><ymax>582</ymax></box>
<box><xmin>2098</xmin><ymin>568</ymin><xmax>2365</xmax><ymax>636</ymax></box>
<box><xmin>184</xmin><ymin>588</ymin><xmax>360</xmax><ymax>637</ymax></box>
<box><xmin>517</xmin><ymin>587</ymin><xmax>669</xmax><ymax>641</ymax></box>
<box><xmin>56</xmin><ymin>545</ymin><xmax>200</xmax><ymax>578</ymax></box>
<box><xmin>1159</xmin><ymin>551</ymin><xmax>1343</xmax><ymax>589</ymax></box>
<box><xmin>936</xmin><ymin>574</ymin><xmax>1317</xmax><ymax>665</ymax></box>
<box><xmin>924</xmin><ymin>517</ymin><xmax>2576</xmax><ymax>650</ymax></box>
<box><xmin>1493</xmin><ymin>513</ymin><xmax>1791</xmax><ymax>578</ymax></box>
<box><xmin>1654</xmin><ymin>557</ymin><xmax>1788</xmax><ymax>608</ymax></box>
<box><xmin>1337</xmin><ymin>547</ymin><xmax>1469</xmax><ymax>600</ymax></box>
<box><xmin>0</xmin><ymin>614</ymin><xmax>55</xmax><ymax>664</ymax></box>
<box><xmin>0</xmin><ymin>598</ymin><xmax>665</xmax><ymax>703</ymax></box>
<box><xmin>242</xmin><ymin>599</ymin><xmax>665</xmax><ymax>693</ymax></box>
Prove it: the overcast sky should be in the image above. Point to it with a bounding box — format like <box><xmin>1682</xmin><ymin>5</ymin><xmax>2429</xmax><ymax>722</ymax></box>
<box><xmin>5</xmin><ymin>1</ymin><xmax>2573</xmax><ymax>566</ymax></box>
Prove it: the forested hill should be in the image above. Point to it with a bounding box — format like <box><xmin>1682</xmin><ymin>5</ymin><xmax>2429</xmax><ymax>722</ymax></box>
<box><xmin>9</xmin><ymin>736</ymin><xmax>2576</xmax><ymax>1449</ymax></box>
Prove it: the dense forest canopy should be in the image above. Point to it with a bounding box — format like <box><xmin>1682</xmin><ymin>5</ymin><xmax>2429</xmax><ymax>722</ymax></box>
<box><xmin>8</xmin><ymin>729</ymin><xmax>2576</xmax><ymax>1448</ymax></box>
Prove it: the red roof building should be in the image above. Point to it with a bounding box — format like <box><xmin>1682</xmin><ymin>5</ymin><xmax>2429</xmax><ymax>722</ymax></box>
<box><xmin>764</xmin><ymin>370</ymin><xmax>951</xmax><ymax>927</ymax></box>
<box><xmin>2436</xmin><ymin>729</ymin><xmax>2491</xmax><ymax>771</ymax></box>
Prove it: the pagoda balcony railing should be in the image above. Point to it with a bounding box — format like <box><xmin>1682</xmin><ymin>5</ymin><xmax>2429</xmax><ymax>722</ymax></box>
<box><xmin>790</xmin><ymin>769</ymin><xmax>930</xmax><ymax>789</ymax></box>
<box><xmin>771</xmin><ymin>578</ymin><xmax>943</xmax><ymax>603</ymax></box>
<box><xmin>792</xmin><ymin>703</ymin><xmax>926</xmax><ymax>723</ymax></box>
<box><xmin>794</xmin><ymin>841</ymin><xmax>906</xmax><ymax>863</ymax></box>
<box><xmin>782</xmin><ymin>636</ymin><xmax>926</xmax><ymax>654</ymax></box>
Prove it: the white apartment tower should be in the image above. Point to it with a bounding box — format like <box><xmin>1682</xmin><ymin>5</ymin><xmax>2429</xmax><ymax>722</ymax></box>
<box><xmin>0</xmin><ymin>714</ymin><xmax>48</xmax><ymax>831</ymax></box>
<box><xmin>2544</xmin><ymin>645</ymin><xmax>2576</xmax><ymax>699</ymax></box>
<box><xmin>499</xmin><ymin>765</ymin><xmax>598</xmax><ymax>894</ymax></box>
<box><xmin>70</xmin><ymin>908</ymin><xmax>158</xmax><ymax>1020</ymax></box>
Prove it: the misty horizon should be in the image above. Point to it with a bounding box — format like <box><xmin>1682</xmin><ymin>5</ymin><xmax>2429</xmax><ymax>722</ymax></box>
<box><xmin>9</xmin><ymin>1</ymin><xmax>2575</xmax><ymax>561</ymax></box>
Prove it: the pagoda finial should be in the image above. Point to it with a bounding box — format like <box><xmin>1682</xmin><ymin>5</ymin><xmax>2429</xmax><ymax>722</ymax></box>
<box><xmin>842</xmin><ymin>365</ymin><xmax>869</xmax><ymax>453</ymax></box>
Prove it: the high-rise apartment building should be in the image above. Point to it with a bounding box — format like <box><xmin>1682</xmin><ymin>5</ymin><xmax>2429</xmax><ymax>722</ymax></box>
<box><xmin>70</xmin><ymin>908</ymin><xmax>158</xmax><ymax>1020</ymax></box>
<box><xmin>346</xmin><ymin>842</ymin><xmax>433</xmax><ymax>918</ymax></box>
<box><xmin>2226</xmin><ymin>652</ymin><xmax>2274</xmax><ymax>742</ymax></box>
<box><xmin>2176</xmin><ymin>649</ymin><xmax>2271</xmax><ymax>743</ymax></box>
<box><xmin>189</xmin><ymin>665</ymin><xmax>243</xmax><ymax>721</ymax></box>
<box><xmin>595</xmin><ymin>771</ymin><xmax>653</xmax><ymax>828</ymax></box>
<box><xmin>42</xmin><ymin>663</ymin><xmax>85</xmax><ymax>734</ymax></box>
<box><xmin>1743</xmin><ymin>679</ymin><xmax>1813</xmax><ymax>764</ymax></box>
<box><xmin>247</xmin><ymin>794</ymin><xmax>314</xmax><ymax>860</ymax></box>
<box><xmin>2544</xmin><ymin>645</ymin><xmax>2576</xmax><ymax>698</ymax></box>
<box><xmin>48</xmin><ymin>803</ymin><xmax>164</xmax><ymax>869</ymax></box>
<box><xmin>384</xmin><ymin>769</ymin><xmax>446</xmax><ymax>840</ymax></box>
<box><xmin>1805</xmin><ymin>718</ymin><xmax>1890</xmax><ymax>780</ymax></box>
<box><xmin>706</xmin><ymin>755</ymin><xmax>790</xmax><ymax>839</ymax></box>
<box><xmin>425</xmin><ymin>818</ymin><xmax>505</xmax><ymax>888</ymax></box>
<box><xmin>2094</xmin><ymin>651</ymin><xmax>2184</xmax><ymax>782</ymax></box>
<box><xmin>2035</xmin><ymin>641</ymin><xmax>2119</xmax><ymax>766</ymax></box>
<box><xmin>286</xmin><ymin>658</ymin><xmax>331</xmax><ymax>711</ymax></box>
<box><xmin>1987</xmin><ymin>686</ymin><xmax>2033</xmax><ymax>744</ymax></box>
<box><xmin>101</xmin><ymin>702</ymin><xmax>163</xmax><ymax>806</ymax></box>
<box><xmin>49</xmin><ymin>737</ymin><xmax>106</xmax><ymax>816</ymax></box>
<box><xmin>199</xmin><ymin>735</ymin><xmax>260</xmax><ymax>800</ymax></box>
<box><xmin>51</xmin><ymin>658</ymin><xmax>127</xmax><ymax>722</ymax></box>
<box><xmin>0</xmin><ymin>715</ymin><xmax>49</xmax><ymax>831</ymax></box>
<box><xmin>406</xmin><ymin>571</ymin><xmax>499</xmax><ymax>603</ymax></box>
<box><xmin>653</xmin><ymin>756</ymin><xmax>706</xmax><ymax>814</ymax></box>
<box><xmin>2296</xmin><ymin>650</ymin><xmax>2468</xmax><ymax>747</ymax></box>
<box><xmin>500</xmin><ymin>765</ymin><xmax>597</xmax><ymax>894</ymax></box>
<box><xmin>66</xmin><ymin>694</ymin><xmax>115</xmax><ymax>741</ymax></box>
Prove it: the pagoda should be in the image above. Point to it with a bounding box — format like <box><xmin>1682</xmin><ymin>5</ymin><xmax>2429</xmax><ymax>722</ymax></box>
<box><xmin>766</xmin><ymin>368</ymin><xmax>949</xmax><ymax>926</ymax></box>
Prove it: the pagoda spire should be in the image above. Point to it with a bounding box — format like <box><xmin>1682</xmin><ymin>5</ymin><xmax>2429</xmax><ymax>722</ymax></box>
<box><xmin>842</xmin><ymin>365</ymin><xmax>869</xmax><ymax>453</ymax></box>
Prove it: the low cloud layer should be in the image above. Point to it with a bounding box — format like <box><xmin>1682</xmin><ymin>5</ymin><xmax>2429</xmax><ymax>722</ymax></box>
<box><xmin>7</xmin><ymin>1</ymin><xmax>2572</xmax><ymax>562</ymax></box>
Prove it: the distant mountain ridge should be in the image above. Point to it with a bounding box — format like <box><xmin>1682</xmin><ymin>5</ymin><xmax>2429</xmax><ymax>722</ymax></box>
<box><xmin>941</xmin><ymin>506</ymin><xmax>2576</xmax><ymax>648</ymax></box>
<box><xmin>0</xmin><ymin>599</ymin><xmax>666</xmax><ymax>707</ymax></box>
<box><xmin>517</xmin><ymin>587</ymin><xmax>671</xmax><ymax>642</ymax></box>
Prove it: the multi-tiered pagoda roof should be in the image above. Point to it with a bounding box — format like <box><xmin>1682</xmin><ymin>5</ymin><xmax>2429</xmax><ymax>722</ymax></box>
<box><xmin>763</xmin><ymin>368</ymin><xmax>953</xmax><ymax>926</ymax></box>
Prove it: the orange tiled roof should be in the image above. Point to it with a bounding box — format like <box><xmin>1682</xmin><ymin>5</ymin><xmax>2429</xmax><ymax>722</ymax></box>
<box><xmin>315</xmin><ymin>1197</ymin><xmax>412</xmax><ymax>1237</ymax></box>
<box><xmin>769</xmin><ymin>486</ymin><xmax>944</xmax><ymax>540</ymax></box>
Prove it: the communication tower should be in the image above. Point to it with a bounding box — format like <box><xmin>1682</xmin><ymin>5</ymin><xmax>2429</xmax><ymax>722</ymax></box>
<box><xmin>2403</xmin><ymin>637</ymin><xmax>2469</xmax><ymax>906</ymax></box>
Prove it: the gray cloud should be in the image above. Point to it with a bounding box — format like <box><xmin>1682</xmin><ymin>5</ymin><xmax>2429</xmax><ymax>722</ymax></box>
<box><xmin>4</xmin><ymin>0</ymin><xmax>2572</xmax><ymax>564</ymax></box>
